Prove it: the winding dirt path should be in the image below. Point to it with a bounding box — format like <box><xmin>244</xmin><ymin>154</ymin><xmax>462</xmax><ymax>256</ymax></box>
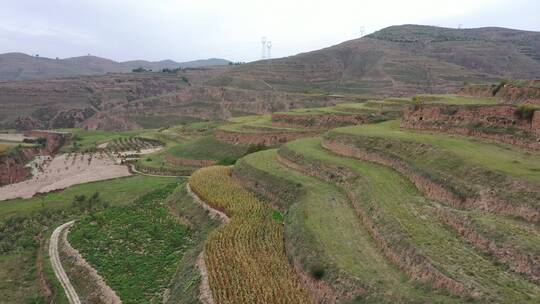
<box><xmin>49</xmin><ymin>221</ymin><xmax>81</xmax><ymax>304</ymax></box>
<box><xmin>186</xmin><ymin>183</ymin><xmax>229</xmax><ymax>304</ymax></box>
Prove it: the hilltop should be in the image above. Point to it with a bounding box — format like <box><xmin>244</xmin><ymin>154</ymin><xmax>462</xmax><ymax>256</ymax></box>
<box><xmin>0</xmin><ymin>52</ymin><xmax>230</xmax><ymax>81</ymax></box>
<box><xmin>210</xmin><ymin>25</ymin><xmax>540</xmax><ymax>95</ymax></box>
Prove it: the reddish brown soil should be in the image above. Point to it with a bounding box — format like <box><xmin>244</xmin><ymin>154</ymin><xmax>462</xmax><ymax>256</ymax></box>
<box><xmin>0</xmin><ymin>130</ymin><xmax>68</xmax><ymax>186</ymax></box>
<box><xmin>460</xmin><ymin>81</ymin><xmax>540</xmax><ymax>104</ymax></box>
<box><xmin>401</xmin><ymin>104</ymin><xmax>540</xmax><ymax>150</ymax></box>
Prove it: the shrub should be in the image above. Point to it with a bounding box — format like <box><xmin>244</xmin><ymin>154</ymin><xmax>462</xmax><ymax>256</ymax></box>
<box><xmin>217</xmin><ymin>156</ymin><xmax>238</xmax><ymax>165</ymax></box>
<box><xmin>515</xmin><ymin>104</ymin><xmax>539</xmax><ymax>121</ymax></box>
<box><xmin>245</xmin><ymin>143</ymin><xmax>268</xmax><ymax>155</ymax></box>
<box><xmin>310</xmin><ymin>264</ymin><xmax>326</xmax><ymax>280</ymax></box>
<box><xmin>491</xmin><ymin>80</ymin><xmax>508</xmax><ymax>96</ymax></box>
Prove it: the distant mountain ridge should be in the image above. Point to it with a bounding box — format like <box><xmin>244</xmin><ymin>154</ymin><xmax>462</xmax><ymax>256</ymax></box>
<box><xmin>211</xmin><ymin>24</ymin><xmax>540</xmax><ymax>95</ymax></box>
<box><xmin>0</xmin><ymin>52</ymin><xmax>230</xmax><ymax>81</ymax></box>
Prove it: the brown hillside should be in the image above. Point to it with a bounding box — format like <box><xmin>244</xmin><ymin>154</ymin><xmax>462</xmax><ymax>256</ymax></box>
<box><xmin>210</xmin><ymin>25</ymin><xmax>540</xmax><ymax>95</ymax></box>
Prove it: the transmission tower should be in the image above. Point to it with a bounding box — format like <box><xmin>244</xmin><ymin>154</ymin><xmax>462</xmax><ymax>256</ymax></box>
<box><xmin>261</xmin><ymin>36</ymin><xmax>267</xmax><ymax>59</ymax></box>
<box><xmin>266</xmin><ymin>41</ymin><xmax>272</xmax><ymax>59</ymax></box>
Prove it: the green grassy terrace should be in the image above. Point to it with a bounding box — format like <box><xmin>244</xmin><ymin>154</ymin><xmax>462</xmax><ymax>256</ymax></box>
<box><xmin>279</xmin><ymin>138</ymin><xmax>540</xmax><ymax>302</ymax></box>
<box><xmin>218</xmin><ymin>115</ymin><xmax>315</xmax><ymax>133</ymax></box>
<box><xmin>328</xmin><ymin>120</ymin><xmax>540</xmax><ymax>183</ymax></box>
<box><xmin>236</xmin><ymin>150</ymin><xmax>462</xmax><ymax>303</ymax></box>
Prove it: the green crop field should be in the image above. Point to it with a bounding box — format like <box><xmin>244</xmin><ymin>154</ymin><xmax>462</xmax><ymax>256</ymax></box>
<box><xmin>69</xmin><ymin>183</ymin><xmax>190</xmax><ymax>303</ymax></box>
<box><xmin>0</xmin><ymin>175</ymin><xmax>177</xmax><ymax>303</ymax></box>
<box><xmin>135</xmin><ymin>134</ymin><xmax>248</xmax><ymax>174</ymax></box>
<box><xmin>168</xmin><ymin>135</ymin><xmax>247</xmax><ymax>162</ymax></box>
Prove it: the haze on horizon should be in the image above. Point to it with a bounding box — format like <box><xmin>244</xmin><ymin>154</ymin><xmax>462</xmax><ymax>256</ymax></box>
<box><xmin>1</xmin><ymin>0</ymin><xmax>539</xmax><ymax>63</ymax></box>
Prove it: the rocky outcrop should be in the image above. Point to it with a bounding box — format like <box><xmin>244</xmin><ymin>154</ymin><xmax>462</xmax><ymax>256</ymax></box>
<box><xmin>25</xmin><ymin>130</ymin><xmax>69</xmax><ymax>155</ymax></box>
<box><xmin>401</xmin><ymin>104</ymin><xmax>540</xmax><ymax>149</ymax></box>
<box><xmin>0</xmin><ymin>130</ymin><xmax>68</xmax><ymax>186</ymax></box>
<box><xmin>214</xmin><ymin>130</ymin><xmax>321</xmax><ymax>146</ymax></box>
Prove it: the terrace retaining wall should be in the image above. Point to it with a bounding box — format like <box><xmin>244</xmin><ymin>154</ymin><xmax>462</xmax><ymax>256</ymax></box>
<box><xmin>401</xmin><ymin>104</ymin><xmax>540</xmax><ymax>149</ymax></box>
<box><xmin>214</xmin><ymin>130</ymin><xmax>320</xmax><ymax>146</ymax></box>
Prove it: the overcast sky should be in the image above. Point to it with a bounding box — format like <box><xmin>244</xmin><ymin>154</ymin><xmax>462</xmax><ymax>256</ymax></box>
<box><xmin>1</xmin><ymin>0</ymin><xmax>538</xmax><ymax>63</ymax></box>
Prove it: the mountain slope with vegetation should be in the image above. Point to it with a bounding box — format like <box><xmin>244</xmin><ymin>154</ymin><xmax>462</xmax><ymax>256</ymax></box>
<box><xmin>212</xmin><ymin>25</ymin><xmax>540</xmax><ymax>95</ymax></box>
<box><xmin>0</xmin><ymin>52</ymin><xmax>230</xmax><ymax>81</ymax></box>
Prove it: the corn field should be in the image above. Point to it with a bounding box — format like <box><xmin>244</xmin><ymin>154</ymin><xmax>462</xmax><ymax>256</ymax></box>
<box><xmin>189</xmin><ymin>166</ymin><xmax>312</xmax><ymax>304</ymax></box>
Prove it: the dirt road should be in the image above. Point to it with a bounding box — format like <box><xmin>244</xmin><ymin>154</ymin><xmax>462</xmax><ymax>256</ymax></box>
<box><xmin>49</xmin><ymin>221</ymin><xmax>81</xmax><ymax>304</ymax></box>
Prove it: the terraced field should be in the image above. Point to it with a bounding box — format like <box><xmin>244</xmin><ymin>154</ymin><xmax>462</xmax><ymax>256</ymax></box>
<box><xmin>327</xmin><ymin>120</ymin><xmax>540</xmax><ymax>183</ymax></box>
<box><xmin>61</xmin><ymin>129</ymin><xmax>146</xmax><ymax>152</ymax></box>
<box><xmin>218</xmin><ymin>115</ymin><xmax>314</xmax><ymax>133</ymax></box>
<box><xmin>234</xmin><ymin>150</ymin><xmax>461</xmax><ymax>303</ymax></box>
<box><xmin>275</xmin><ymin>137</ymin><xmax>540</xmax><ymax>302</ymax></box>
<box><xmin>189</xmin><ymin>166</ymin><xmax>312</xmax><ymax>303</ymax></box>
<box><xmin>324</xmin><ymin>120</ymin><xmax>540</xmax><ymax>280</ymax></box>
<box><xmin>411</xmin><ymin>94</ymin><xmax>499</xmax><ymax>105</ymax></box>
<box><xmin>106</xmin><ymin>136</ymin><xmax>162</xmax><ymax>152</ymax></box>
<box><xmin>215</xmin><ymin>95</ymin><xmax>499</xmax><ymax>146</ymax></box>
